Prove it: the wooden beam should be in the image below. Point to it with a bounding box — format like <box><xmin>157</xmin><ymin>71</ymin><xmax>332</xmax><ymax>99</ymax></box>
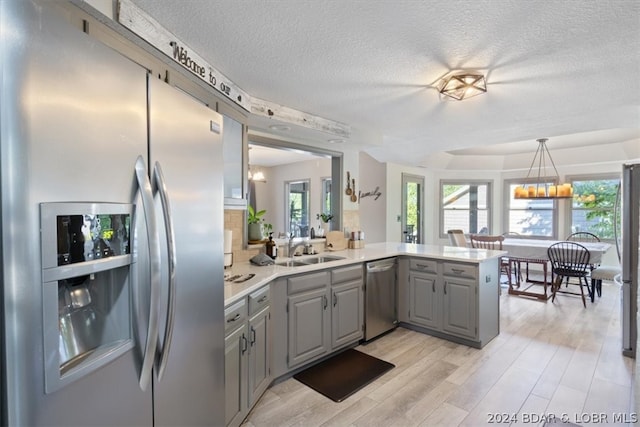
<box><xmin>250</xmin><ymin>97</ymin><xmax>351</xmax><ymax>139</ymax></box>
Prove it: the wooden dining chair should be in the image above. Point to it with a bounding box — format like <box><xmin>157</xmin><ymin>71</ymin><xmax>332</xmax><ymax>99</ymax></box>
<box><xmin>469</xmin><ymin>234</ymin><xmax>504</xmax><ymax>250</ymax></box>
<box><xmin>447</xmin><ymin>229</ymin><xmax>467</xmax><ymax>247</ymax></box>
<box><xmin>470</xmin><ymin>234</ymin><xmax>511</xmax><ymax>287</ymax></box>
<box><xmin>566</xmin><ymin>232</ymin><xmax>601</xmax><ymax>243</ymax></box>
<box><xmin>566</xmin><ymin>231</ymin><xmax>601</xmax><ymax>285</ymax></box>
<box><xmin>547</xmin><ymin>241</ymin><xmax>593</xmax><ymax>307</ymax></box>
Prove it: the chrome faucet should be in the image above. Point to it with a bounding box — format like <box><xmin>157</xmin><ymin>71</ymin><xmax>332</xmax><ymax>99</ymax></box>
<box><xmin>288</xmin><ymin>233</ymin><xmax>308</xmax><ymax>258</ymax></box>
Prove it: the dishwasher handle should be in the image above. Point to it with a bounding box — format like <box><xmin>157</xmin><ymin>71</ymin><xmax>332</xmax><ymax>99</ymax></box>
<box><xmin>366</xmin><ymin>259</ymin><xmax>396</xmax><ymax>274</ymax></box>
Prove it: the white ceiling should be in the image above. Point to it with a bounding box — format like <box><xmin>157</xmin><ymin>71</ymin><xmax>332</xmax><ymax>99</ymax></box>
<box><xmin>128</xmin><ymin>0</ymin><xmax>640</xmax><ymax>166</ymax></box>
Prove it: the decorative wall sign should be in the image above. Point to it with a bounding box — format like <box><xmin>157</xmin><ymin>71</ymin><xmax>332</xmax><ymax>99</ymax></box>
<box><xmin>118</xmin><ymin>0</ymin><xmax>351</xmax><ymax>138</ymax></box>
<box><xmin>359</xmin><ymin>186</ymin><xmax>382</xmax><ymax>201</ymax></box>
<box><xmin>119</xmin><ymin>0</ymin><xmax>251</xmax><ymax>111</ymax></box>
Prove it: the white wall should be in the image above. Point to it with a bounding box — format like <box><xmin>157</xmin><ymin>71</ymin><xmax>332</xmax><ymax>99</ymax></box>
<box><xmin>358</xmin><ymin>152</ymin><xmax>386</xmax><ymax>243</ymax></box>
<box><xmin>254</xmin><ymin>158</ymin><xmax>331</xmax><ymax>237</ymax></box>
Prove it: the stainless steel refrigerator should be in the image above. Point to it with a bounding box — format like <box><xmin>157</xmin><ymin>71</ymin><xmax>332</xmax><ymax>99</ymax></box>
<box><xmin>1</xmin><ymin>1</ymin><xmax>224</xmax><ymax>425</ymax></box>
<box><xmin>621</xmin><ymin>163</ymin><xmax>640</xmax><ymax>358</ymax></box>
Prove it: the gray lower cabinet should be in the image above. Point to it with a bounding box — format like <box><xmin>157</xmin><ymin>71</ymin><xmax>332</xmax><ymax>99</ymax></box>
<box><xmin>271</xmin><ymin>264</ymin><xmax>364</xmax><ymax>377</ymax></box>
<box><xmin>330</xmin><ymin>264</ymin><xmax>364</xmax><ymax>349</ymax></box>
<box><xmin>442</xmin><ymin>272</ymin><xmax>476</xmax><ymax>339</ymax></box>
<box><xmin>287</xmin><ymin>277</ymin><xmax>331</xmax><ymax>367</ymax></box>
<box><xmin>225</xmin><ymin>286</ymin><xmax>271</xmax><ymax>427</ymax></box>
<box><xmin>409</xmin><ymin>270</ymin><xmax>440</xmax><ymax>330</ymax></box>
<box><xmin>400</xmin><ymin>256</ymin><xmax>498</xmax><ymax>348</ymax></box>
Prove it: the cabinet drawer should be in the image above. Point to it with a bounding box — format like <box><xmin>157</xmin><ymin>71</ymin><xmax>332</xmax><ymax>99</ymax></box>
<box><xmin>224</xmin><ymin>299</ymin><xmax>247</xmax><ymax>335</ymax></box>
<box><xmin>249</xmin><ymin>286</ymin><xmax>270</xmax><ymax>316</ymax></box>
<box><xmin>409</xmin><ymin>258</ymin><xmax>437</xmax><ymax>273</ymax></box>
<box><xmin>443</xmin><ymin>262</ymin><xmax>476</xmax><ymax>279</ymax></box>
<box><xmin>331</xmin><ymin>264</ymin><xmax>363</xmax><ymax>284</ymax></box>
<box><xmin>287</xmin><ymin>271</ymin><xmax>330</xmax><ymax>295</ymax></box>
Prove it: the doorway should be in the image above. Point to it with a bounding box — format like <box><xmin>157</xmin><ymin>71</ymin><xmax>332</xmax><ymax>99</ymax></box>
<box><xmin>401</xmin><ymin>173</ymin><xmax>424</xmax><ymax>243</ymax></box>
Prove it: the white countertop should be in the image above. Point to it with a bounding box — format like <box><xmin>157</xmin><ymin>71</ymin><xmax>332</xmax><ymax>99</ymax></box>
<box><xmin>223</xmin><ymin>242</ymin><xmax>505</xmax><ymax>306</ymax></box>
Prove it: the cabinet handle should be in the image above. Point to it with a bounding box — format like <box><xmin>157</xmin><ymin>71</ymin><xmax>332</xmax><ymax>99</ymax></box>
<box><xmin>451</xmin><ymin>268</ymin><xmax>465</xmax><ymax>275</ymax></box>
<box><xmin>226</xmin><ymin>313</ymin><xmax>240</xmax><ymax>323</ymax></box>
<box><xmin>416</xmin><ymin>263</ymin><xmax>429</xmax><ymax>269</ymax></box>
<box><xmin>257</xmin><ymin>295</ymin><xmax>267</xmax><ymax>303</ymax></box>
<box><xmin>333</xmin><ymin>292</ymin><xmax>337</xmax><ymax>307</ymax></box>
<box><xmin>323</xmin><ymin>295</ymin><xmax>328</xmax><ymax>310</ymax></box>
<box><xmin>444</xmin><ymin>282</ymin><xmax>447</xmax><ymax>295</ymax></box>
<box><xmin>250</xmin><ymin>327</ymin><xmax>256</xmax><ymax>346</ymax></box>
<box><xmin>432</xmin><ymin>280</ymin><xmax>435</xmax><ymax>293</ymax></box>
<box><xmin>241</xmin><ymin>334</ymin><xmax>248</xmax><ymax>354</ymax></box>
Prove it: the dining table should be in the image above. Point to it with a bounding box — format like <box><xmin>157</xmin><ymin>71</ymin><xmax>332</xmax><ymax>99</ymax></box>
<box><xmin>501</xmin><ymin>237</ymin><xmax>612</xmax><ymax>300</ymax></box>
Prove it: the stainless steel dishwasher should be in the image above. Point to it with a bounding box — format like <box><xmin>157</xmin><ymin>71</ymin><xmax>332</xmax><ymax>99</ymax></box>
<box><xmin>364</xmin><ymin>258</ymin><xmax>398</xmax><ymax>341</ymax></box>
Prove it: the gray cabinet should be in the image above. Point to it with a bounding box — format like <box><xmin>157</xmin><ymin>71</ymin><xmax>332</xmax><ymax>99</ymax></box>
<box><xmin>331</xmin><ymin>265</ymin><xmax>364</xmax><ymax>349</ymax></box>
<box><xmin>271</xmin><ymin>265</ymin><xmax>364</xmax><ymax>375</ymax></box>
<box><xmin>224</xmin><ymin>299</ymin><xmax>248</xmax><ymax>427</ymax></box>
<box><xmin>400</xmin><ymin>256</ymin><xmax>499</xmax><ymax>348</ymax></box>
<box><xmin>220</xmin><ymin>107</ymin><xmax>247</xmax><ymax>207</ymax></box>
<box><xmin>287</xmin><ymin>271</ymin><xmax>331</xmax><ymax>368</ymax></box>
<box><xmin>409</xmin><ymin>271</ymin><xmax>440</xmax><ymax>329</ymax></box>
<box><xmin>247</xmin><ymin>287</ymin><xmax>271</xmax><ymax>406</ymax></box>
<box><xmin>442</xmin><ymin>265</ymin><xmax>477</xmax><ymax>339</ymax></box>
<box><xmin>224</xmin><ymin>286</ymin><xmax>271</xmax><ymax>427</ymax></box>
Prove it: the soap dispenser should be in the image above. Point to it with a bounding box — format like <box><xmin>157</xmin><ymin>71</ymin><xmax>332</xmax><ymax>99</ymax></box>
<box><xmin>265</xmin><ymin>233</ymin><xmax>277</xmax><ymax>259</ymax></box>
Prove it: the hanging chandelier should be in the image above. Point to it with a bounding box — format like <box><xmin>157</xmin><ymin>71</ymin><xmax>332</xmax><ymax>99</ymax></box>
<box><xmin>513</xmin><ymin>138</ymin><xmax>573</xmax><ymax>199</ymax></box>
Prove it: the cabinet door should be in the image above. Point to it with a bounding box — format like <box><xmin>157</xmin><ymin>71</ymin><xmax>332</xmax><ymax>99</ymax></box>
<box><xmin>409</xmin><ymin>272</ymin><xmax>440</xmax><ymax>330</ymax></box>
<box><xmin>248</xmin><ymin>308</ymin><xmax>270</xmax><ymax>407</ymax></box>
<box><xmin>225</xmin><ymin>326</ymin><xmax>247</xmax><ymax>427</ymax></box>
<box><xmin>288</xmin><ymin>288</ymin><xmax>330</xmax><ymax>367</ymax></box>
<box><xmin>442</xmin><ymin>278</ymin><xmax>477</xmax><ymax>339</ymax></box>
<box><xmin>221</xmin><ymin>112</ymin><xmax>247</xmax><ymax>205</ymax></box>
<box><xmin>331</xmin><ymin>280</ymin><xmax>363</xmax><ymax>349</ymax></box>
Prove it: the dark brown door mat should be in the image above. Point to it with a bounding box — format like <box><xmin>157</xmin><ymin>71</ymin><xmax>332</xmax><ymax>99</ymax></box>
<box><xmin>293</xmin><ymin>348</ymin><xmax>395</xmax><ymax>402</ymax></box>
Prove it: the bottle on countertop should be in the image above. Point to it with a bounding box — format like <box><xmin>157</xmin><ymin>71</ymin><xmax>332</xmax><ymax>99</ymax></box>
<box><xmin>265</xmin><ymin>233</ymin><xmax>277</xmax><ymax>259</ymax></box>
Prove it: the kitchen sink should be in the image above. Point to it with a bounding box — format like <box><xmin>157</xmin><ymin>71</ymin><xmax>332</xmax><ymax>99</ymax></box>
<box><xmin>300</xmin><ymin>255</ymin><xmax>346</xmax><ymax>264</ymax></box>
<box><xmin>275</xmin><ymin>260</ymin><xmax>309</xmax><ymax>267</ymax></box>
<box><xmin>275</xmin><ymin>255</ymin><xmax>346</xmax><ymax>267</ymax></box>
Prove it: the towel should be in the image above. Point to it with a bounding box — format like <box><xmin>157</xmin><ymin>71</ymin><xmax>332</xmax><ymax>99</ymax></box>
<box><xmin>250</xmin><ymin>253</ymin><xmax>275</xmax><ymax>266</ymax></box>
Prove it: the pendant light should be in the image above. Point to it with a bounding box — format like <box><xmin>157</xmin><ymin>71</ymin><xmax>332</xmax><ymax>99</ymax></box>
<box><xmin>513</xmin><ymin>138</ymin><xmax>573</xmax><ymax>199</ymax></box>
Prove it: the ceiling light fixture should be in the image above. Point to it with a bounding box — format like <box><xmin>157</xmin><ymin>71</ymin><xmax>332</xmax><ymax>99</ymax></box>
<box><xmin>438</xmin><ymin>72</ymin><xmax>487</xmax><ymax>101</ymax></box>
<box><xmin>513</xmin><ymin>138</ymin><xmax>572</xmax><ymax>199</ymax></box>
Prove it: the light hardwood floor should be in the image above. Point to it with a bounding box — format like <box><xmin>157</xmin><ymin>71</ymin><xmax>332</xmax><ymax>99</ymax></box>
<box><xmin>242</xmin><ymin>281</ymin><xmax>635</xmax><ymax>426</ymax></box>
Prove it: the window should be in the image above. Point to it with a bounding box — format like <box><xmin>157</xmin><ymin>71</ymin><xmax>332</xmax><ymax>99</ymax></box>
<box><xmin>440</xmin><ymin>180</ymin><xmax>491</xmax><ymax>237</ymax></box>
<box><xmin>568</xmin><ymin>174</ymin><xmax>620</xmax><ymax>240</ymax></box>
<box><xmin>504</xmin><ymin>179</ymin><xmax>557</xmax><ymax>237</ymax></box>
<box><xmin>285</xmin><ymin>180</ymin><xmax>310</xmax><ymax>237</ymax></box>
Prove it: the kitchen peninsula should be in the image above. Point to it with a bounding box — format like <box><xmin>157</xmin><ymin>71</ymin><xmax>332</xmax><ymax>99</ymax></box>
<box><xmin>223</xmin><ymin>242</ymin><xmax>504</xmax><ymax>426</ymax></box>
<box><xmin>224</xmin><ymin>242</ymin><xmax>503</xmax><ymax>306</ymax></box>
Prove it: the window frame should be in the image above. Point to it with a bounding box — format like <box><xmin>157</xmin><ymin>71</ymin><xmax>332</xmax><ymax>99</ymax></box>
<box><xmin>565</xmin><ymin>172</ymin><xmax>621</xmax><ymax>242</ymax></box>
<box><xmin>285</xmin><ymin>179</ymin><xmax>311</xmax><ymax>237</ymax></box>
<box><xmin>503</xmin><ymin>177</ymin><xmax>559</xmax><ymax>239</ymax></box>
<box><xmin>439</xmin><ymin>179</ymin><xmax>493</xmax><ymax>239</ymax></box>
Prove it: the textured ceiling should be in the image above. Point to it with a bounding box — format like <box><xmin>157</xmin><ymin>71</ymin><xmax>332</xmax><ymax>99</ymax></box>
<box><xmin>128</xmin><ymin>0</ymin><xmax>640</xmax><ymax>166</ymax></box>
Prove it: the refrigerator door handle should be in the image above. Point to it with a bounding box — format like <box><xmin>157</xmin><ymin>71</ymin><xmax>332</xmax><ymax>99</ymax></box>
<box><xmin>135</xmin><ymin>156</ymin><xmax>162</xmax><ymax>390</ymax></box>
<box><xmin>153</xmin><ymin>161</ymin><xmax>177</xmax><ymax>381</ymax></box>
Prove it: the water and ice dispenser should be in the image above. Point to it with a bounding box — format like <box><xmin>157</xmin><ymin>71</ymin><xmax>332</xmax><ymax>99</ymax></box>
<box><xmin>41</xmin><ymin>203</ymin><xmax>135</xmax><ymax>393</ymax></box>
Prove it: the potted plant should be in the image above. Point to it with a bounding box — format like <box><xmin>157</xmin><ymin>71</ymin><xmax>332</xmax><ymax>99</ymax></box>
<box><xmin>247</xmin><ymin>205</ymin><xmax>266</xmax><ymax>242</ymax></box>
<box><xmin>316</xmin><ymin>213</ymin><xmax>334</xmax><ymax>237</ymax></box>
